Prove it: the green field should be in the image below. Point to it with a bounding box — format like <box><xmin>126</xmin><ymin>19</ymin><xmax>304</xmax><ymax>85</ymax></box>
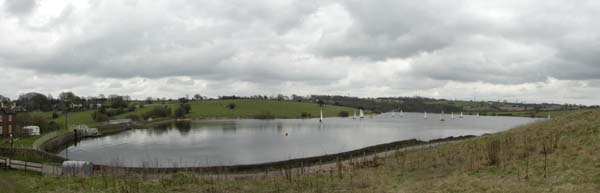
<box><xmin>118</xmin><ymin>99</ymin><xmax>359</xmax><ymax>119</ymax></box>
<box><xmin>2</xmin><ymin>108</ymin><xmax>599</xmax><ymax>192</ymax></box>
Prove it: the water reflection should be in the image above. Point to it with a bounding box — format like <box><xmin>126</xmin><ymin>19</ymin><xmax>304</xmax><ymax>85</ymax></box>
<box><xmin>59</xmin><ymin>113</ymin><xmax>540</xmax><ymax>167</ymax></box>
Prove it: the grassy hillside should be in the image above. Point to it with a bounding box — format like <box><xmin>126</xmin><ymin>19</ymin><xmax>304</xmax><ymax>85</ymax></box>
<box><xmin>2</xmin><ymin>109</ymin><xmax>599</xmax><ymax>192</ymax></box>
<box><xmin>118</xmin><ymin>99</ymin><xmax>359</xmax><ymax>119</ymax></box>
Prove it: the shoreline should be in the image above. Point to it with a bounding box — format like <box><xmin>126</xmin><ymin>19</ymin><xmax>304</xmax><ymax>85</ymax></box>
<box><xmin>37</xmin><ymin>123</ymin><xmax>474</xmax><ymax>174</ymax></box>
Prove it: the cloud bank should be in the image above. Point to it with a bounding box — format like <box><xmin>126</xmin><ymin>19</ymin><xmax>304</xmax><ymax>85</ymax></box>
<box><xmin>1</xmin><ymin>0</ymin><xmax>599</xmax><ymax>105</ymax></box>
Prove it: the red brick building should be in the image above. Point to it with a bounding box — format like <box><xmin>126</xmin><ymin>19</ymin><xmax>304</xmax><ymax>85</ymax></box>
<box><xmin>1</xmin><ymin>108</ymin><xmax>16</xmax><ymax>138</ymax></box>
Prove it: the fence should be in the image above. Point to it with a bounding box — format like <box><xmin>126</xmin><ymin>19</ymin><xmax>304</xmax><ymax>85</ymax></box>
<box><xmin>0</xmin><ymin>156</ymin><xmax>62</xmax><ymax>175</ymax></box>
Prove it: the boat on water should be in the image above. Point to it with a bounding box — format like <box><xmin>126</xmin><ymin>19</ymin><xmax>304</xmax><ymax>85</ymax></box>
<box><xmin>460</xmin><ymin>112</ymin><xmax>464</xmax><ymax>118</ymax></box>
<box><xmin>353</xmin><ymin>111</ymin><xmax>357</xmax><ymax>119</ymax></box>
<box><xmin>319</xmin><ymin>109</ymin><xmax>323</xmax><ymax>122</ymax></box>
<box><xmin>424</xmin><ymin>111</ymin><xmax>428</xmax><ymax>119</ymax></box>
<box><xmin>359</xmin><ymin>109</ymin><xmax>365</xmax><ymax>119</ymax></box>
<box><xmin>440</xmin><ymin>111</ymin><xmax>445</xmax><ymax>121</ymax></box>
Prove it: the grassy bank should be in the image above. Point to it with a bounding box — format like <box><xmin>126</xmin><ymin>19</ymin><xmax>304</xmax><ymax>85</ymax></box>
<box><xmin>1</xmin><ymin>109</ymin><xmax>599</xmax><ymax>192</ymax></box>
<box><xmin>118</xmin><ymin>99</ymin><xmax>358</xmax><ymax>119</ymax></box>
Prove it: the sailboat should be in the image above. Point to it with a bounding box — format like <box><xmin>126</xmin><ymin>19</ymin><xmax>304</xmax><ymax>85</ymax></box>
<box><xmin>319</xmin><ymin>109</ymin><xmax>323</xmax><ymax>122</ymax></box>
<box><xmin>460</xmin><ymin>112</ymin><xmax>464</xmax><ymax>118</ymax></box>
<box><xmin>353</xmin><ymin>111</ymin><xmax>357</xmax><ymax>119</ymax></box>
<box><xmin>392</xmin><ymin>110</ymin><xmax>395</xmax><ymax>117</ymax></box>
<box><xmin>359</xmin><ymin>109</ymin><xmax>365</xmax><ymax>119</ymax></box>
<box><xmin>440</xmin><ymin>111</ymin><xmax>445</xmax><ymax>121</ymax></box>
<box><xmin>451</xmin><ymin>112</ymin><xmax>455</xmax><ymax>119</ymax></box>
<box><xmin>547</xmin><ymin>113</ymin><xmax>551</xmax><ymax>119</ymax></box>
<box><xmin>400</xmin><ymin>110</ymin><xmax>404</xmax><ymax>117</ymax></box>
<box><xmin>424</xmin><ymin>111</ymin><xmax>428</xmax><ymax>119</ymax></box>
<box><xmin>476</xmin><ymin>112</ymin><xmax>480</xmax><ymax>118</ymax></box>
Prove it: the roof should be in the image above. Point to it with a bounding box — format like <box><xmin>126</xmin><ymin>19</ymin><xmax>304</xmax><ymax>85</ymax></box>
<box><xmin>0</xmin><ymin>108</ymin><xmax>16</xmax><ymax>114</ymax></box>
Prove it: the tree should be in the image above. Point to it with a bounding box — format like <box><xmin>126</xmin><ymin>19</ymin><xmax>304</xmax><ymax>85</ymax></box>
<box><xmin>178</xmin><ymin>97</ymin><xmax>188</xmax><ymax>104</ymax></box>
<box><xmin>194</xmin><ymin>94</ymin><xmax>203</xmax><ymax>100</ymax></box>
<box><xmin>175</xmin><ymin>107</ymin><xmax>187</xmax><ymax>118</ymax></box>
<box><xmin>17</xmin><ymin>92</ymin><xmax>51</xmax><ymax>111</ymax></box>
<box><xmin>0</xmin><ymin>95</ymin><xmax>10</xmax><ymax>106</ymax></box>
<box><xmin>181</xmin><ymin>103</ymin><xmax>191</xmax><ymax>113</ymax></box>
<box><xmin>58</xmin><ymin>91</ymin><xmax>77</xmax><ymax>102</ymax></box>
<box><xmin>110</xmin><ymin>96</ymin><xmax>128</xmax><ymax>109</ymax></box>
<box><xmin>145</xmin><ymin>97</ymin><xmax>153</xmax><ymax>104</ymax></box>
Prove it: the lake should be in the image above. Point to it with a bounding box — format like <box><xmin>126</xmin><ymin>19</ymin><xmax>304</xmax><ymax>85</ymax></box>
<box><xmin>58</xmin><ymin>113</ymin><xmax>541</xmax><ymax>167</ymax></box>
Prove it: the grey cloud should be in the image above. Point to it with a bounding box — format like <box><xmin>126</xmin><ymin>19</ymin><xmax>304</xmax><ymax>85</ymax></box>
<box><xmin>3</xmin><ymin>0</ymin><xmax>37</xmax><ymax>15</ymax></box>
<box><xmin>1</xmin><ymin>0</ymin><xmax>600</xmax><ymax>105</ymax></box>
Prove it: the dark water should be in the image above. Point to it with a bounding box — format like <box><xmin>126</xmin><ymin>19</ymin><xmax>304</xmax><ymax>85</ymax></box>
<box><xmin>58</xmin><ymin>113</ymin><xmax>541</xmax><ymax>167</ymax></box>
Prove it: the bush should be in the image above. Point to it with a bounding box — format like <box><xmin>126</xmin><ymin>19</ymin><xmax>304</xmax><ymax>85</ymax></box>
<box><xmin>105</xmin><ymin>108</ymin><xmax>125</xmax><ymax>116</ymax></box>
<box><xmin>93</xmin><ymin>112</ymin><xmax>110</xmax><ymax>122</ymax></box>
<box><xmin>227</xmin><ymin>103</ymin><xmax>236</xmax><ymax>110</ymax></box>
<box><xmin>175</xmin><ymin>107</ymin><xmax>187</xmax><ymax>118</ymax></box>
<box><xmin>143</xmin><ymin>105</ymin><xmax>172</xmax><ymax>120</ymax></box>
<box><xmin>338</xmin><ymin>111</ymin><xmax>349</xmax><ymax>117</ymax></box>
<box><xmin>181</xmin><ymin>103</ymin><xmax>191</xmax><ymax>113</ymax></box>
<box><xmin>52</xmin><ymin>112</ymin><xmax>59</xmax><ymax>119</ymax></box>
<box><xmin>253</xmin><ymin>111</ymin><xmax>275</xmax><ymax>119</ymax></box>
<box><xmin>128</xmin><ymin>105</ymin><xmax>136</xmax><ymax>112</ymax></box>
<box><xmin>300</xmin><ymin>112</ymin><xmax>311</xmax><ymax>118</ymax></box>
<box><xmin>126</xmin><ymin>114</ymin><xmax>141</xmax><ymax>122</ymax></box>
<box><xmin>47</xmin><ymin>121</ymin><xmax>60</xmax><ymax>132</ymax></box>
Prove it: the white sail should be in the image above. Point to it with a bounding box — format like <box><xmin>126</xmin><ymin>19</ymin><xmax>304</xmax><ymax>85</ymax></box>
<box><xmin>400</xmin><ymin>110</ymin><xmax>403</xmax><ymax>117</ymax></box>
<box><xmin>353</xmin><ymin>111</ymin><xmax>357</xmax><ymax>119</ymax></box>
<box><xmin>360</xmin><ymin>109</ymin><xmax>364</xmax><ymax>118</ymax></box>
<box><xmin>440</xmin><ymin>111</ymin><xmax>445</xmax><ymax>121</ymax></box>
<box><xmin>451</xmin><ymin>112</ymin><xmax>454</xmax><ymax>119</ymax></box>
<box><xmin>320</xmin><ymin>109</ymin><xmax>323</xmax><ymax>122</ymax></box>
<box><xmin>392</xmin><ymin>110</ymin><xmax>395</xmax><ymax>117</ymax></box>
<box><xmin>460</xmin><ymin>112</ymin><xmax>463</xmax><ymax>118</ymax></box>
<box><xmin>476</xmin><ymin>112</ymin><xmax>480</xmax><ymax>118</ymax></box>
<box><xmin>424</xmin><ymin>111</ymin><xmax>428</xmax><ymax>119</ymax></box>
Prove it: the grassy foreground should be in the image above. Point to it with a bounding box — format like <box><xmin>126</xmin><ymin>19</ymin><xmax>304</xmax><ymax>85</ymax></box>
<box><xmin>1</xmin><ymin>109</ymin><xmax>599</xmax><ymax>192</ymax></box>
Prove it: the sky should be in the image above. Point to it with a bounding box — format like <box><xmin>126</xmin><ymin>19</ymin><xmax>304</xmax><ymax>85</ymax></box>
<box><xmin>0</xmin><ymin>0</ymin><xmax>599</xmax><ymax>105</ymax></box>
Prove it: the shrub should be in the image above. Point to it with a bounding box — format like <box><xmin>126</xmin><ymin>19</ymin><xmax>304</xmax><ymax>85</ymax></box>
<box><xmin>93</xmin><ymin>112</ymin><xmax>110</xmax><ymax>122</ymax></box>
<box><xmin>143</xmin><ymin>105</ymin><xmax>172</xmax><ymax>119</ymax></box>
<box><xmin>300</xmin><ymin>112</ymin><xmax>311</xmax><ymax>118</ymax></box>
<box><xmin>175</xmin><ymin>107</ymin><xmax>187</xmax><ymax>118</ymax></box>
<box><xmin>181</xmin><ymin>103</ymin><xmax>191</xmax><ymax>113</ymax></box>
<box><xmin>128</xmin><ymin>105</ymin><xmax>136</xmax><ymax>112</ymax></box>
<box><xmin>227</xmin><ymin>103</ymin><xmax>236</xmax><ymax>110</ymax></box>
<box><xmin>126</xmin><ymin>114</ymin><xmax>141</xmax><ymax>122</ymax></box>
<box><xmin>47</xmin><ymin>121</ymin><xmax>60</xmax><ymax>132</ymax></box>
<box><xmin>338</xmin><ymin>111</ymin><xmax>349</xmax><ymax>117</ymax></box>
<box><xmin>253</xmin><ymin>111</ymin><xmax>275</xmax><ymax>119</ymax></box>
<box><xmin>52</xmin><ymin>112</ymin><xmax>59</xmax><ymax>119</ymax></box>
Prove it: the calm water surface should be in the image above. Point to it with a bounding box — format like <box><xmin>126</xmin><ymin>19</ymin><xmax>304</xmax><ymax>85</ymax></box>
<box><xmin>59</xmin><ymin>113</ymin><xmax>541</xmax><ymax>167</ymax></box>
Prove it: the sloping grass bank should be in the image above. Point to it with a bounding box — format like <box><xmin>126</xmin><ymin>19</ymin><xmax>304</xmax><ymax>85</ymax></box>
<box><xmin>2</xmin><ymin>109</ymin><xmax>599</xmax><ymax>192</ymax></box>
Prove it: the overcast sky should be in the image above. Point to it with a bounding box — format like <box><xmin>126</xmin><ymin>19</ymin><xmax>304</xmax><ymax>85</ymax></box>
<box><xmin>1</xmin><ymin>0</ymin><xmax>599</xmax><ymax>105</ymax></box>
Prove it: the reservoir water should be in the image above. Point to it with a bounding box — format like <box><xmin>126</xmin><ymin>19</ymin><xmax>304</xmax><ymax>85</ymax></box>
<box><xmin>58</xmin><ymin>113</ymin><xmax>540</xmax><ymax>167</ymax></box>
